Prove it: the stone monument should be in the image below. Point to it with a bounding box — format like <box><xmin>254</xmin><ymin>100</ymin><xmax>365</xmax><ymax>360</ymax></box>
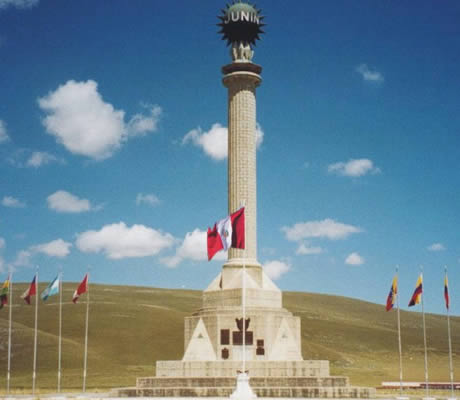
<box><xmin>115</xmin><ymin>2</ymin><xmax>376</xmax><ymax>398</ymax></box>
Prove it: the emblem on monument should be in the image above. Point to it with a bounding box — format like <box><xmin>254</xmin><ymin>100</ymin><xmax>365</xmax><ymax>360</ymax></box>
<box><xmin>218</xmin><ymin>1</ymin><xmax>265</xmax><ymax>62</ymax></box>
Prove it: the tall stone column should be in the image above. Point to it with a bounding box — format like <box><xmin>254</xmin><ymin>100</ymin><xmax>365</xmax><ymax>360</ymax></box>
<box><xmin>223</xmin><ymin>62</ymin><xmax>261</xmax><ymax>267</ymax></box>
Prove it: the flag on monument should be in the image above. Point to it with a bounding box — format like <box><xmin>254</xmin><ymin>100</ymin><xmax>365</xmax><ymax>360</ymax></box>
<box><xmin>72</xmin><ymin>274</ymin><xmax>88</xmax><ymax>303</ymax></box>
<box><xmin>408</xmin><ymin>274</ymin><xmax>423</xmax><ymax>307</ymax></box>
<box><xmin>21</xmin><ymin>275</ymin><xmax>37</xmax><ymax>305</ymax></box>
<box><xmin>207</xmin><ymin>207</ymin><xmax>245</xmax><ymax>261</ymax></box>
<box><xmin>41</xmin><ymin>275</ymin><xmax>60</xmax><ymax>301</ymax></box>
<box><xmin>444</xmin><ymin>274</ymin><xmax>449</xmax><ymax>310</ymax></box>
<box><xmin>0</xmin><ymin>276</ymin><xmax>9</xmax><ymax>309</ymax></box>
<box><xmin>385</xmin><ymin>275</ymin><xmax>398</xmax><ymax>311</ymax></box>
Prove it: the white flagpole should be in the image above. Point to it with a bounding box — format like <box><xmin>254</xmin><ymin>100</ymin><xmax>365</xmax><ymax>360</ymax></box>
<box><xmin>32</xmin><ymin>267</ymin><xmax>39</xmax><ymax>395</ymax></box>
<box><xmin>242</xmin><ymin>244</ymin><xmax>246</xmax><ymax>375</ymax></box>
<box><xmin>395</xmin><ymin>266</ymin><xmax>404</xmax><ymax>397</ymax></box>
<box><xmin>82</xmin><ymin>272</ymin><xmax>90</xmax><ymax>393</ymax></box>
<box><xmin>420</xmin><ymin>268</ymin><xmax>429</xmax><ymax>399</ymax></box>
<box><xmin>58</xmin><ymin>270</ymin><xmax>63</xmax><ymax>393</ymax></box>
<box><xmin>7</xmin><ymin>271</ymin><xmax>13</xmax><ymax>394</ymax></box>
<box><xmin>445</xmin><ymin>266</ymin><xmax>454</xmax><ymax>399</ymax></box>
<box><xmin>240</xmin><ymin>202</ymin><xmax>246</xmax><ymax>375</ymax></box>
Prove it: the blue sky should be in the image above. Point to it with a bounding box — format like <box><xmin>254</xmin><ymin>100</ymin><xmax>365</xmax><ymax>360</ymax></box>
<box><xmin>0</xmin><ymin>0</ymin><xmax>459</xmax><ymax>315</ymax></box>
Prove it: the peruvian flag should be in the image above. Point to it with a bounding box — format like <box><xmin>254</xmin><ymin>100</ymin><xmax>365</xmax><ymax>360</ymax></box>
<box><xmin>207</xmin><ymin>207</ymin><xmax>245</xmax><ymax>261</ymax></box>
<box><xmin>21</xmin><ymin>275</ymin><xmax>37</xmax><ymax>305</ymax></box>
<box><xmin>72</xmin><ymin>274</ymin><xmax>88</xmax><ymax>303</ymax></box>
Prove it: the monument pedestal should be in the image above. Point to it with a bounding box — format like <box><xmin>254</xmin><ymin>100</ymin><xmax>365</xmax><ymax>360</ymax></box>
<box><xmin>113</xmin><ymin>267</ymin><xmax>376</xmax><ymax>398</ymax></box>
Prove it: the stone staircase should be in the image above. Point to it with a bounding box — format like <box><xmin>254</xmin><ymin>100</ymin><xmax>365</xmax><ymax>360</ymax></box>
<box><xmin>112</xmin><ymin>360</ymin><xmax>376</xmax><ymax>398</ymax></box>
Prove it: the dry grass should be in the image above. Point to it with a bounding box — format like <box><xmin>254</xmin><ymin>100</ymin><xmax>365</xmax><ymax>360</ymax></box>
<box><xmin>0</xmin><ymin>283</ymin><xmax>458</xmax><ymax>393</ymax></box>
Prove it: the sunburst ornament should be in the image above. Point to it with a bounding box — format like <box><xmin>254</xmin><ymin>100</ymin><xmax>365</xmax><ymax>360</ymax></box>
<box><xmin>218</xmin><ymin>1</ymin><xmax>265</xmax><ymax>47</ymax></box>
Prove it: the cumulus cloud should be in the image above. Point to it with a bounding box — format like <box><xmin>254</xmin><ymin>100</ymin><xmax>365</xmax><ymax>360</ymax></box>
<box><xmin>282</xmin><ymin>218</ymin><xmax>362</xmax><ymax>242</ymax></box>
<box><xmin>6</xmin><ymin>149</ymin><xmax>63</xmax><ymax>168</ymax></box>
<box><xmin>355</xmin><ymin>64</ymin><xmax>384</xmax><ymax>83</ymax></box>
<box><xmin>32</xmin><ymin>238</ymin><xmax>72</xmax><ymax>258</ymax></box>
<box><xmin>38</xmin><ymin>80</ymin><xmax>162</xmax><ymax>160</ymax></box>
<box><xmin>76</xmin><ymin>222</ymin><xmax>174</xmax><ymax>259</ymax></box>
<box><xmin>345</xmin><ymin>252</ymin><xmax>364</xmax><ymax>266</ymax></box>
<box><xmin>2</xmin><ymin>196</ymin><xmax>26</xmax><ymax>208</ymax></box>
<box><xmin>0</xmin><ymin>238</ymin><xmax>5</xmax><ymax>249</ymax></box>
<box><xmin>127</xmin><ymin>105</ymin><xmax>162</xmax><ymax>136</ymax></box>
<box><xmin>26</xmin><ymin>151</ymin><xmax>59</xmax><ymax>167</ymax></box>
<box><xmin>12</xmin><ymin>249</ymin><xmax>32</xmax><ymax>267</ymax></box>
<box><xmin>328</xmin><ymin>158</ymin><xmax>380</xmax><ymax>177</ymax></box>
<box><xmin>161</xmin><ymin>229</ymin><xmax>226</xmax><ymax>268</ymax></box>
<box><xmin>263</xmin><ymin>260</ymin><xmax>291</xmax><ymax>280</ymax></box>
<box><xmin>0</xmin><ymin>120</ymin><xmax>9</xmax><ymax>143</ymax></box>
<box><xmin>182</xmin><ymin>123</ymin><xmax>264</xmax><ymax>161</ymax></box>
<box><xmin>427</xmin><ymin>243</ymin><xmax>446</xmax><ymax>252</ymax></box>
<box><xmin>47</xmin><ymin>190</ymin><xmax>93</xmax><ymax>213</ymax></box>
<box><xmin>0</xmin><ymin>0</ymin><xmax>38</xmax><ymax>10</ymax></box>
<box><xmin>10</xmin><ymin>238</ymin><xmax>70</xmax><ymax>268</ymax></box>
<box><xmin>136</xmin><ymin>193</ymin><xmax>160</xmax><ymax>207</ymax></box>
<box><xmin>296</xmin><ymin>243</ymin><xmax>323</xmax><ymax>255</ymax></box>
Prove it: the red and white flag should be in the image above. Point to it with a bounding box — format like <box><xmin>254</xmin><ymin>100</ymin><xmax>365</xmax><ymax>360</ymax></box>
<box><xmin>207</xmin><ymin>207</ymin><xmax>245</xmax><ymax>261</ymax></box>
<box><xmin>21</xmin><ymin>275</ymin><xmax>37</xmax><ymax>305</ymax></box>
<box><xmin>72</xmin><ymin>274</ymin><xmax>88</xmax><ymax>303</ymax></box>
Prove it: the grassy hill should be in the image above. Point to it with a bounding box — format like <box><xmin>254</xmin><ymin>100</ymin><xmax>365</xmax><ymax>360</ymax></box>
<box><xmin>0</xmin><ymin>283</ymin><xmax>458</xmax><ymax>393</ymax></box>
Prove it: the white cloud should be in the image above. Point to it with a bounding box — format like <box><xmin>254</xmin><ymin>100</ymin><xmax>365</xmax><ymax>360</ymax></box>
<box><xmin>0</xmin><ymin>0</ymin><xmax>38</xmax><ymax>10</ymax></box>
<box><xmin>76</xmin><ymin>222</ymin><xmax>174</xmax><ymax>259</ymax></box>
<box><xmin>32</xmin><ymin>238</ymin><xmax>72</xmax><ymax>258</ymax></box>
<box><xmin>136</xmin><ymin>193</ymin><xmax>160</xmax><ymax>207</ymax></box>
<box><xmin>355</xmin><ymin>64</ymin><xmax>384</xmax><ymax>83</ymax></box>
<box><xmin>0</xmin><ymin>237</ymin><xmax>5</xmax><ymax>249</ymax></box>
<box><xmin>2</xmin><ymin>196</ymin><xmax>26</xmax><ymax>208</ymax></box>
<box><xmin>345</xmin><ymin>252</ymin><xmax>364</xmax><ymax>266</ymax></box>
<box><xmin>0</xmin><ymin>120</ymin><xmax>9</xmax><ymax>143</ymax></box>
<box><xmin>296</xmin><ymin>242</ymin><xmax>323</xmax><ymax>255</ymax></box>
<box><xmin>263</xmin><ymin>260</ymin><xmax>291</xmax><ymax>280</ymax></box>
<box><xmin>127</xmin><ymin>104</ymin><xmax>162</xmax><ymax>136</ymax></box>
<box><xmin>182</xmin><ymin>123</ymin><xmax>264</xmax><ymax>161</ymax></box>
<box><xmin>282</xmin><ymin>218</ymin><xmax>362</xmax><ymax>241</ymax></box>
<box><xmin>427</xmin><ymin>243</ymin><xmax>446</xmax><ymax>252</ymax></box>
<box><xmin>6</xmin><ymin>149</ymin><xmax>63</xmax><ymax>168</ymax></box>
<box><xmin>38</xmin><ymin>80</ymin><xmax>161</xmax><ymax>160</ymax></box>
<box><xmin>47</xmin><ymin>190</ymin><xmax>93</xmax><ymax>213</ymax></box>
<box><xmin>26</xmin><ymin>151</ymin><xmax>59</xmax><ymax>167</ymax></box>
<box><xmin>10</xmin><ymin>238</ymin><xmax>71</xmax><ymax>268</ymax></box>
<box><xmin>161</xmin><ymin>228</ymin><xmax>226</xmax><ymax>268</ymax></box>
<box><xmin>12</xmin><ymin>249</ymin><xmax>32</xmax><ymax>267</ymax></box>
<box><xmin>328</xmin><ymin>158</ymin><xmax>380</xmax><ymax>177</ymax></box>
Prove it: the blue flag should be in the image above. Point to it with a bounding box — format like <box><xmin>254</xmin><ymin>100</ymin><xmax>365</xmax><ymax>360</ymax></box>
<box><xmin>41</xmin><ymin>276</ymin><xmax>60</xmax><ymax>301</ymax></box>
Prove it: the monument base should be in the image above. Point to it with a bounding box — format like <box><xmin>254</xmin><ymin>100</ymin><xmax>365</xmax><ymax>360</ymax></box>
<box><xmin>112</xmin><ymin>360</ymin><xmax>376</xmax><ymax>398</ymax></box>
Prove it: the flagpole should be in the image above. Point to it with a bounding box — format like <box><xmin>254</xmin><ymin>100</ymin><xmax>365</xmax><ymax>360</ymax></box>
<box><xmin>32</xmin><ymin>267</ymin><xmax>39</xmax><ymax>395</ymax></box>
<box><xmin>242</xmin><ymin>245</ymin><xmax>246</xmax><ymax>375</ymax></box>
<box><xmin>240</xmin><ymin>202</ymin><xmax>246</xmax><ymax>375</ymax></box>
<box><xmin>58</xmin><ymin>270</ymin><xmax>63</xmax><ymax>393</ymax></box>
<box><xmin>7</xmin><ymin>271</ymin><xmax>13</xmax><ymax>394</ymax></box>
<box><xmin>82</xmin><ymin>271</ymin><xmax>90</xmax><ymax>393</ymax></box>
<box><xmin>420</xmin><ymin>268</ymin><xmax>429</xmax><ymax>399</ymax></box>
<box><xmin>445</xmin><ymin>266</ymin><xmax>454</xmax><ymax>399</ymax></box>
<box><xmin>396</xmin><ymin>266</ymin><xmax>403</xmax><ymax>397</ymax></box>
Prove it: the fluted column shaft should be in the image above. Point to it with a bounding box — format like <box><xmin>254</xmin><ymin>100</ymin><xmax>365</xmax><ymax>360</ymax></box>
<box><xmin>223</xmin><ymin>69</ymin><xmax>261</xmax><ymax>265</ymax></box>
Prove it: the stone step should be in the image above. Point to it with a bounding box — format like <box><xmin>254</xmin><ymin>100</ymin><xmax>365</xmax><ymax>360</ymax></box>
<box><xmin>124</xmin><ymin>386</ymin><xmax>376</xmax><ymax>398</ymax></box>
<box><xmin>156</xmin><ymin>360</ymin><xmax>330</xmax><ymax>378</ymax></box>
<box><xmin>136</xmin><ymin>376</ymin><xmax>350</xmax><ymax>388</ymax></box>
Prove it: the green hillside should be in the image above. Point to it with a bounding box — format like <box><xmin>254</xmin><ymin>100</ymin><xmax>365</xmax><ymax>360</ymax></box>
<box><xmin>0</xmin><ymin>283</ymin><xmax>458</xmax><ymax>393</ymax></box>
